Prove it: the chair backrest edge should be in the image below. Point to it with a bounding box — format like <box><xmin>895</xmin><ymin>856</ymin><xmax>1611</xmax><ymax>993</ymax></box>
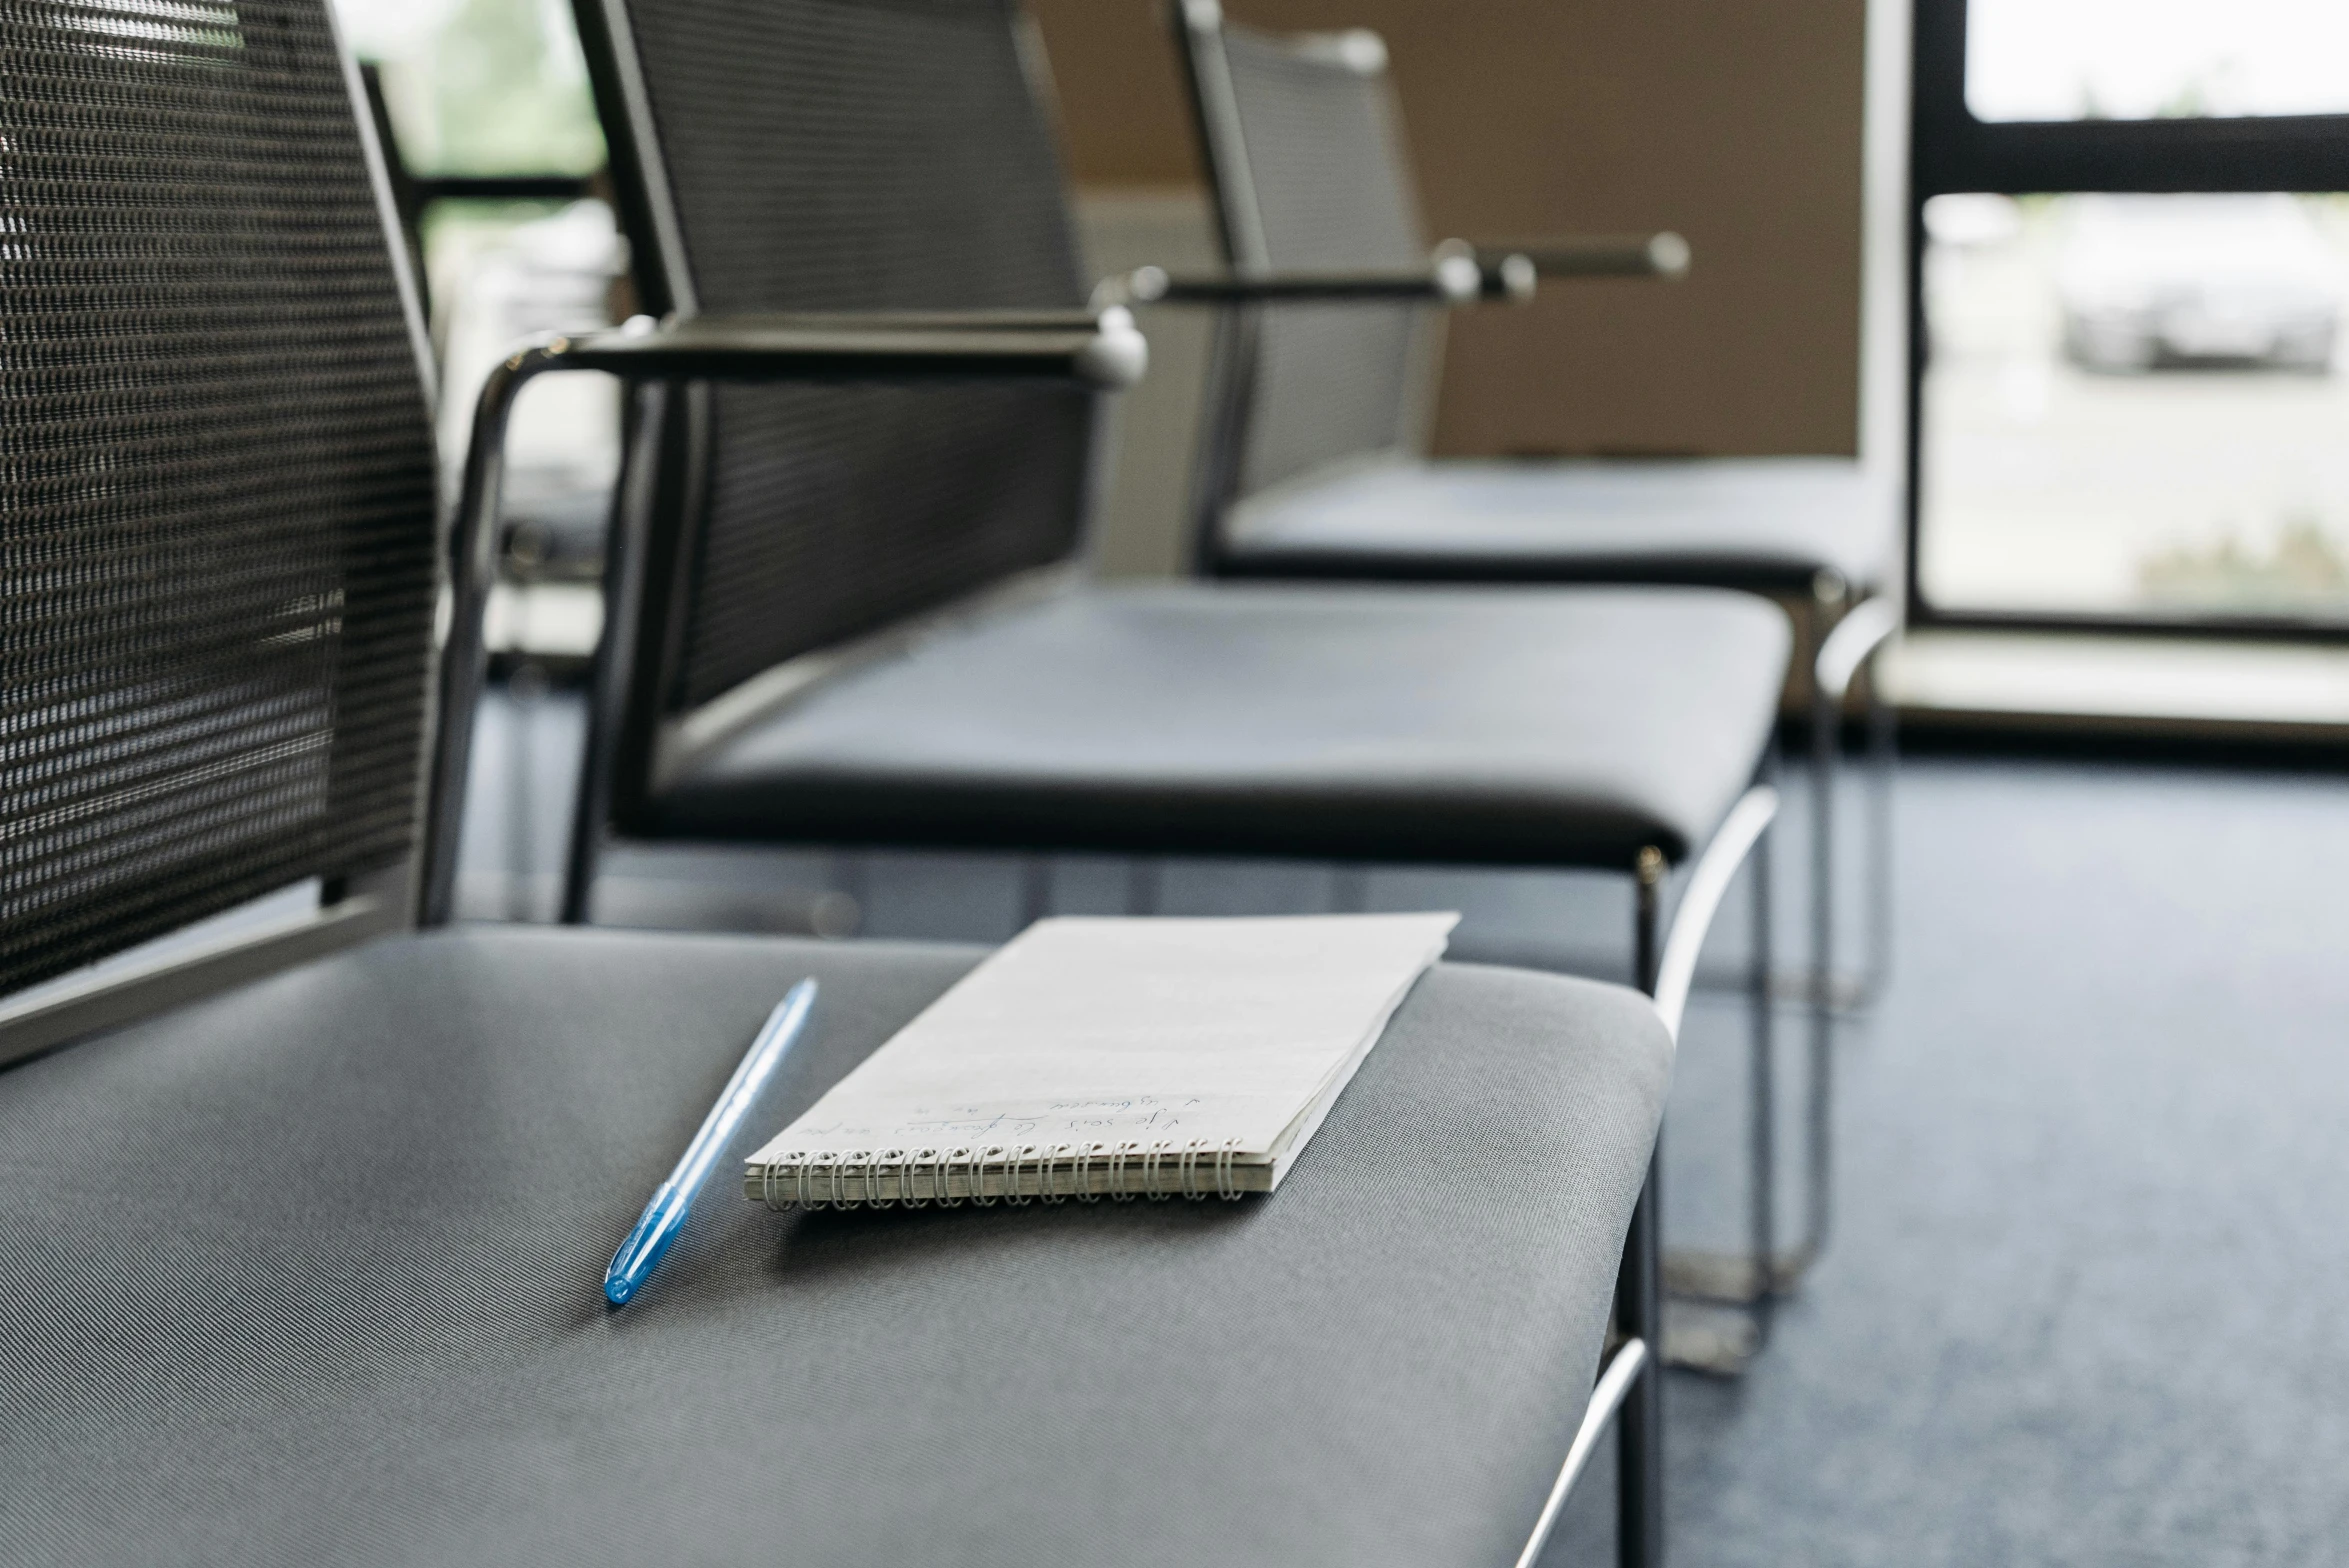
<box><xmin>0</xmin><ymin>1</ymin><xmax>445</xmax><ymax>1057</ymax></box>
<box><xmin>1171</xmin><ymin>1</ymin><xmax>1271</xmax><ymax>573</ymax></box>
<box><xmin>565</xmin><ymin>0</ymin><xmax>1106</xmax><ymax>841</ymax></box>
<box><xmin>1169</xmin><ymin>5</ymin><xmax>1436</xmax><ymax>550</ymax></box>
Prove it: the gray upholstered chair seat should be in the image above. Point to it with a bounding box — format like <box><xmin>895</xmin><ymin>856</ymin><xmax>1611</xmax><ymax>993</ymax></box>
<box><xmin>648</xmin><ymin>582</ymin><xmax>1789</xmax><ymax>866</ymax></box>
<box><xmin>0</xmin><ymin>925</ymin><xmax>1669</xmax><ymax>1568</ymax></box>
<box><xmin>1220</xmin><ymin>456</ymin><xmax>1897</xmax><ymax>593</ymax></box>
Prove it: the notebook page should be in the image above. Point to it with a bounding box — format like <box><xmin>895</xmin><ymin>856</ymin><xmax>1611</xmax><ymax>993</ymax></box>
<box><xmin>747</xmin><ymin>913</ymin><xmax>1456</xmax><ymax>1165</ymax></box>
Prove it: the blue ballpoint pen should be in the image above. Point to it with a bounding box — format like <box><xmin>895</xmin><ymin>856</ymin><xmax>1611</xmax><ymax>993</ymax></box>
<box><xmin>604</xmin><ymin>978</ymin><xmax>819</xmax><ymax>1306</ymax></box>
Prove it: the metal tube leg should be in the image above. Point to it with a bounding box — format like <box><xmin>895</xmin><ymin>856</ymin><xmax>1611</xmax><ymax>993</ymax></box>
<box><xmin>1864</xmin><ymin>656</ymin><xmax>1897</xmax><ymax>998</ymax></box>
<box><xmin>1622</xmin><ymin>850</ymin><xmax>1665</xmax><ymax>1568</ymax></box>
<box><xmin>505</xmin><ymin>665</ymin><xmax>543</xmax><ymax>923</ymax></box>
<box><xmin>1750</xmin><ymin>796</ymin><xmax>1777</xmax><ymax>1308</ymax></box>
<box><xmin>1617</xmin><ymin>1158</ymin><xmax>1664</xmax><ymax>1568</ymax></box>
<box><xmin>1806</xmin><ymin>978</ymin><xmax>1835</xmax><ymax>1278</ymax></box>
<box><xmin>1807</xmin><ymin>643</ymin><xmax>1837</xmax><ymax>1273</ymax></box>
<box><xmin>1636</xmin><ymin>846</ymin><xmax>1663</xmax><ymax>995</ymax></box>
<box><xmin>1811</xmin><ymin>631</ymin><xmax>1836</xmax><ymax>1016</ymax></box>
<box><xmin>557</xmin><ymin>388</ymin><xmax>665</xmax><ymax>931</ymax></box>
<box><xmin>1807</xmin><ymin>579</ymin><xmax>1842</xmax><ymax>1016</ymax></box>
<box><xmin>1330</xmin><ymin>863</ymin><xmax>1369</xmax><ymax>913</ymax></box>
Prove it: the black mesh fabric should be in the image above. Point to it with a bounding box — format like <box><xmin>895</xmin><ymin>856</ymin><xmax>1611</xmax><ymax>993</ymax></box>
<box><xmin>616</xmin><ymin>0</ymin><xmax>1096</xmax><ymax>711</ymax></box>
<box><xmin>0</xmin><ymin>0</ymin><xmax>438</xmax><ymax>997</ymax></box>
<box><xmin>1219</xmin><ymin>27</ymin><xmax>1429</xmax><ymax>499</ymax></box>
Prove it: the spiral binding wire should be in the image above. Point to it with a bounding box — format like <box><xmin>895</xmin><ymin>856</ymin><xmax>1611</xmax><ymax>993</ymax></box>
<box><xmin>759</xmin><ymin>1138</ymin><xmax>1247</xmax><ymax>1209</ymax></box>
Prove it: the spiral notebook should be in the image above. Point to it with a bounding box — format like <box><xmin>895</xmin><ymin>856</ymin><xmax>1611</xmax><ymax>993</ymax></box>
<box><xmin>745</xmin><ymin>912</ymin><xmax>1457</xmax><ymax>1208</ymax></box>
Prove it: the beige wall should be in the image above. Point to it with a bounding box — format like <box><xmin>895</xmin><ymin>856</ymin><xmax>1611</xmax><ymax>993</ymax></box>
<box><xmin>1033</xmin><ymin>0</ymin><xmax>1869</xmax><ymax>460</ymax></box>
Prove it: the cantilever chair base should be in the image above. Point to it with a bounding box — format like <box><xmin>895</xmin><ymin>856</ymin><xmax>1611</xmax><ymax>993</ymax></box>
<box><xmin>0</xmin><ymin>925</ymin><xmax>1671</xmax><ymax>1568</ymax></box>
<box><xmin>1643</xmin><ymin>784</ymin><xmax>1789</xmax><ymax>1377</ymax></box>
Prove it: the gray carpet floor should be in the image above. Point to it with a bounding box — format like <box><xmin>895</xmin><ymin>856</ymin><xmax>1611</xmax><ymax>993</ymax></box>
<box><xmin>462</xmin><ymin>690</ymin><xmax>2349</xmax><ymax>1565</ymax></box>
<box><xmin>1638</xmin><ymin>759</ymin><xmax>2349</xmax><ymax>1568</ymax></box>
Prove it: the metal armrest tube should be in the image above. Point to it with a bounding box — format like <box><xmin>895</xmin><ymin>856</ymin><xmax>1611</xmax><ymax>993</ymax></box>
<box><xmin>539</xmin><ymin>309</ymin><xmax>1147</xmax><ymax>390</ymax></box>
<box><xmin>1104</xmin><ymin>253</ymin><xmax>1493</xmax><ymax>308</ymax></box>
<box><xmin>1651</xmin><ymin>785</ymin><xmax>1779</xmax><ymax>1040</ymax></box>
<box><xmin>1814</xmin><ymin>596</ymin><xmax>1901</xmax><ymax>706</ymax></box>
<box><xmin>1510</xmin><ymin>1338</ymin><xmax>1650</xmax><ymax>1568</ymax></box>
<box><xmin>1479</xmin><ymin>252</ymin><xmax>1539</xmax><ymax>301</ymax></box>
<box><xmin>1429</xmin><ymin>239</ymin><xmax>1539</xmax><ymax>302</ymax></box>
<box><xmin>1479</xmin><ymin>231</ymin><xmax>1691</xmax><ymax>281</ymax></box>
<box><xmin>416</xmin><ymin>308</ymin><xmax>1147</xmax><ymax>924</ymax></box>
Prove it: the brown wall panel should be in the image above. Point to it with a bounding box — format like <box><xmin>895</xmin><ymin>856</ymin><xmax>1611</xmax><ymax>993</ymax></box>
<box><xmin>1031</xmin><ymin>0</ymin><xmax>1867</xmax><ymax>458</ymax></box>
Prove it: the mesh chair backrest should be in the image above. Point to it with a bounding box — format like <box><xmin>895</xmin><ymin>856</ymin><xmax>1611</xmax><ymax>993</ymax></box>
<box><xmin>0</xmin><ymin>0</ymin><xmax>440</xmax><ymax>999</ymax></box>
<box><xmin>587</xmin><ymin>0</ymin><xmax>1096</xmax><ymax>714</ymax></box>
<box><xmin>1205</xmin><ymin>24</ymin><xmax>1431</xmax><ymax>502</ymax></box>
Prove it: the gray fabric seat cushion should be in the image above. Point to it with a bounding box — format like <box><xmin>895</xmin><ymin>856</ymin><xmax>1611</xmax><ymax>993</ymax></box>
<box><xmin>0</xmin><ymin>925</ymin><xmax>1669</xmax><ymax>1568</ymax></box>
<box><xmin>1220</xmin><ymin>455</ymin><xmax>1898</xmax><ymax>593</ymax></box>
<box><xmin>649</xmin><ymin>582</ymin><xmax>1789</xmax><ymax>866</ymax></box>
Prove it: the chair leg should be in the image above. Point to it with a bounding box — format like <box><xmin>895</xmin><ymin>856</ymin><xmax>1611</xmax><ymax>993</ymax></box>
<box><xmin>1616</xmin><ymin>1157</ymin><xmax>1664</xmax><ymax>1568</ymax></box>
<box><xmin>505</xmin><ymin>664</ymin><xmax>545</xmax><ymax>923</ymax></box>
<box><xmin>1635</xmin><ymin>845</ymin><xmax>1662</xmax><ymax>993</ymax></box>
<box><xmin>1330</xmin><ymin>863</ymin><xmax>1369</xmax><ymax>913</ymax></box>
<box><xmin>555</xmin><ymin>666</ymin><xmax>604</xmax><ymax>928</ymax></box>
<box><xmin>1773</xmin><ymin>645</ymin><xmax>1905</xmax><ymax>1273</ymax></box>
<box><xmin>1807</xmin><ymin>597</ymin><xmax>1900</xmax><ymax>1013</ymax></box>
<box><xmin>1748</xmin><ymin>789</ymin><xmax>1777</xmax><ymax>1319</ymax></box>
<box><xmin>1811</xmin><ymin>623</ymin><xmax>1836</xmax><ymax>1005</ymax></box>
<box><xmin>1803</xmin><ymin>641</ymin><xmax>1837</xmax><ymax>1281</ymax></box>
<box><xmin>1649</xmin><ymin>790</ymin><xmax>1782</xmax><ymax>1361</ymax></box>
<box><xmin>1779</xmin><ymin>591</ymin><xmax>1900</xmax><ymax>1283</ymax></box>
<box><xmin>1621</xmin><ymin>855</ymin><xmax>1665</xmax><ymax>1568</ymax></box>
<box><xmin>1863</xmin><ymin>655</ymin><xmax>1898</xmax><ymax>1000</ymax></box>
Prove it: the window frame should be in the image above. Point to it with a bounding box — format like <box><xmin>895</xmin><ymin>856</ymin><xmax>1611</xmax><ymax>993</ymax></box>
<box><xmin>1906</xmin><ymin>0</ymin><xmax>2349</xmax><ymax>639</ymax></box>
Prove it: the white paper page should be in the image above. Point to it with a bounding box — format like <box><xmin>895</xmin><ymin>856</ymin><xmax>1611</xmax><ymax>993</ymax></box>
<box><xmin>747</xmin><ymin>913</ymin><xmax>1457</xmax><ymax>1163</ymax></box>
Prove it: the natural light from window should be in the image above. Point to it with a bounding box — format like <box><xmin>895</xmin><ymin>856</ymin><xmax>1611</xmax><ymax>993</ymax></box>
<box><xmin>332</xmin><ymin>0</ymin><xmax>600</xmax><ymax>175</ymax></box>
<box><xmin>1920</xmin><ymin>192</ymin><xmax>2349</xmax><ymax>621</ymax></box>
<box><xmin>1967</xmin><ymin>0</ymin><xmax>2349</xmax><ymax>123</ymax></box>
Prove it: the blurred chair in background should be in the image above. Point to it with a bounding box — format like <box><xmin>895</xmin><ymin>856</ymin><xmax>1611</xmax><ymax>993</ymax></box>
<box><xmin>1166</xmin><ymin>0</ymin><xmax>1906</xmax><ymax>1303</ymax></box>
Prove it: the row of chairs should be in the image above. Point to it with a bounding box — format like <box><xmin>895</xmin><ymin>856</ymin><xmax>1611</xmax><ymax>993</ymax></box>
<box><xmin>0</xmin><ymin>1</ymin><xmax>1894</xmax><ymax>1564</ymax></box>
<box><xmin>492</xmin><ymin>0</ymin><xmax>1783</xmax><ymax>1336</ymax></box>
<box><xmin>498</xmin><ymin>0</ymin><xmax>1892</xmax><ymax>1334</ymax></box>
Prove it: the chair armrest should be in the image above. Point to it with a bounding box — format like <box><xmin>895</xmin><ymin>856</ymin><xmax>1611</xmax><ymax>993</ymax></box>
<box><xmin>1099</xmin><ymin>244</ymin><xmax>1535</xmax><ymax>310</ymax></box>
<box><xmin>1099</xmin><ymin>232</ymin><xmax>1683</xmax><ymax>315</ymax></box>
<box><xmin>527</xmin><ymin>309</ymin><xmax>1146</xmax><ymax>389</ymax></box>
<box><xmin>1814</xmin><ymin>597</ymin><xmax>1901</xmax><ymax>705</ymax></box>
<box><xmin>1472</xmin><ymin>232</ymin><xmax>1691</xmax><ymax>281</ymax></box>
<box><xmin>418</xmin><ymin>306</ymin><xmax>1147</xmax><ymax>924</ymax></box>
<box><xmin>1652</xmin><ymin>786</ymin><xmax>1777</xmax><ymax>1041</ymax></box>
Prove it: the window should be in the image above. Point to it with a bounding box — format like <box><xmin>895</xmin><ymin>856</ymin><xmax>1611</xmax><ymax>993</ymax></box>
<box><xmin>1910</xmin><ymin>0</ymin><xmax>2349</xmax><ymax>631</ymax></box>
<box><xmin>335</xmin><ymin>0</ymin><xmax>601</xmax><ymax>176</ymax></box>
<box><xmin>334</xmin><ymin>0</ymin><xmax>623</xmax><ymax>649</ymax></box>
<box><xmin>1967</xmin><ymin>0</ymin><xmax>2349</xmax><ymax>125</ymax></box>
<box><xmin>1920</xmin><ymin>191</ymin><xmax>2349</xmax><ymax>618</ymax></box>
